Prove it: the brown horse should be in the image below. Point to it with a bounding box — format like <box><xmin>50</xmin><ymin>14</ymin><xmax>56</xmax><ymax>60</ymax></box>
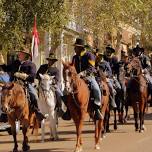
<box><xmin>1</xmin><ymin>82</ymin><xmax>38</xmax><ymax>152</ymax></box>
<box><xmin>127</xmin><ymin>57</ymin><xmax>148</xmax><ymax>132</ymax></box>
<box><xmin>62</xmin><ymin>62</ymin><xmax>109</xmax><ymax>151</ymax></box>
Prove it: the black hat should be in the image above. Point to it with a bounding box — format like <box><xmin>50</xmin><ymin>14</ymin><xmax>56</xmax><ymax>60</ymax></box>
<box><xmin>46</xmin><ymin>53</ymin><xmax>58</xmax><ymax>61</ymax></box>
<box><xmin>132</xmin><ymin>45</ymin><xmax>144</xmax><ymax>53</ymax></box>
<box><xmin>106</xmin><ymin>45</ymin><xmax>115</xmax><ymax>53</ymax></box>
<box><xmin>73</xmin><ymin>38</ymin><xmax>85</xmax><ymax>47</ymax></box>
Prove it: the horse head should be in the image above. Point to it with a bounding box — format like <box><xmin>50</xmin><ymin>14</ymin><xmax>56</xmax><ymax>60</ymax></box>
<box><xmin>39</xmin><ymin>73</ymin><xmax>55</xmax><ymax>92</ymax></box>
<box><xmin>127</xmin><ymin>57</ymin><xmax>142</xmax><ymax>76</ymax></box>
<box><xmin>62</xmin><ymin>61</ymin><xmax>77</xmax><ymax>93</ymax></box>
<box><xmin>1</xmin><ymin>83</ymin><xmax>14</xmax><ymax>113</ymax></box>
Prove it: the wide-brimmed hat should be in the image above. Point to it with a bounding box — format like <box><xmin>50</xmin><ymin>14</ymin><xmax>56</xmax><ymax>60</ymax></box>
<box><xmin>106</xmin><ymin>45</ymin><xmax>115</xmax><ymax>53</ymax></box>
<box><xmin>132</xmin><ymin>45</ymin><xmax>144</xmax><ymax>53</ymax></box>
<box><xmin>73</xmin><ymin>38</ymin><xmax>85</xmax><ymax>47</ymax></box>
<box><xmin>17</xmin><ymin>47</ymin><xmax>31</xmax><ymax>56</ymax></box>
<box><xmin>46</xmin><ymin>53</ymin><xmax>58</xmax><ymax>61</ymax></box>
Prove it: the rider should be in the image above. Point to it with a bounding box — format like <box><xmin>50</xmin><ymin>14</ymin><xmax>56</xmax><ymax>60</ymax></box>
<box><xmin>13</xmin><ymin>48</ymin><xmax>45</xmax><ymax>122</ymax></box>
<box><xmin>70</xmin><ymin>38</ymin><xmax>103</xmax><ymax>120</ymax></box>
<box><xmin>132</xmin><ymin>44</ymin><xmax>152</xmax><ymax>95</ymax></box>
<box><xmin>96</xmin><ymin>51</ymin><xmax>117</xmax><ymax>109</ymax></box>
<box><xmin>37</xmin><ymin>52</ymin><xmax>64</xmax><ymax>116</ymax></box>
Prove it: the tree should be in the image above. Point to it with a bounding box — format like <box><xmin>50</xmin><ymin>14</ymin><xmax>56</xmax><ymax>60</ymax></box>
<box><xmin>72</xmin><ymin>0</ymin><xmax>152</xmax><ymax>50</ymax></box>
<box><xmin>0</xmin><ymin>0</ymin><xmax>69</xmax><ymax>51</ymax></box>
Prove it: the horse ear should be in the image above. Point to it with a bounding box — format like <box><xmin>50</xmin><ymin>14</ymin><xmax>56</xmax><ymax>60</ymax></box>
<box><xmin>39</xmin><ymin>73</ymin><xmax>44</xmax><ymax>79</ymax></box>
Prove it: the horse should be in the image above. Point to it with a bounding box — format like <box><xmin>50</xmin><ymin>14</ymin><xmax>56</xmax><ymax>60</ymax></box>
<box><xmin>0</xmin><ymin>82</ymin><xmax>38</xmax><ymax>152</ymax></box>
<box><xmin>38</xmin><ymin>73</ymin><xmax>58</xmax><ymax>142</ymax></box>
<box><xmin>62</xmin><ymin>61</ymin><xmax>109</xmax><ymax>152</ymax></box>
<box><xmin>126</xmin><ymin>57</ymin><xmax>148</xmax><ymax>132</ymax></box>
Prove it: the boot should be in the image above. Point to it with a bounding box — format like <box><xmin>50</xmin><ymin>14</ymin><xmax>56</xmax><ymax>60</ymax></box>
<box><xmin>94</xmin><ymin>104</ymin><xmax>104</xmax><ymax>120</ymax></box>
<box><xmin>33</xmin><ymin>107</ymin><xmax>46</xmax><ymax>122</ymax></box>
<box><xmin>61</xmin><ymin>95</ymin><xmax>68</xmax><ymax>104</ymax></box>
<box><xmin>62</xmin><ymin>108</ymin><xmax>71</xmax><ymax>120</ymax></box>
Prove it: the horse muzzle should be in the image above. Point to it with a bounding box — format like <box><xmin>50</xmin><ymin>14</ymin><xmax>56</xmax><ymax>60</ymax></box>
<box><xmin>1</xmin><ymin>106</ymin><xmax>8</xmax><ymax>113</ymax></box>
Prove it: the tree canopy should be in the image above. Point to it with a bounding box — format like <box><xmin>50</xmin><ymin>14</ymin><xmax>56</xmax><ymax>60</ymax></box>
<box><xmin>72</xmin><ymin>0</ymin><xmax>152</xmax><ymax>49</ymax></box>
<box><xmin>0</xmin><ymin>0</ymin><xmax>152</xmax><ymax>51</ymax></box>
<box><xmin>0</xmin><ymin>0</ymin><xmax>69</xmax><ymax>51</ymax></box>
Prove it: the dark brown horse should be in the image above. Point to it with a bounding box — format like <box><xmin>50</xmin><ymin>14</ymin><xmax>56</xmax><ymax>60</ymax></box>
<box><xmin>127</xmin><ymin>57</ymin><xmax>148</xmax><ymax>132</ymax></box>
<box><xmin>62</xmin><ymin>62</ymin><xmax>109</xmax><ymax>151</ymax></box>
<box><xmin>1</xmin><ymin>82</ymin><xmax>38</xmax><ymax>152</ymax></box>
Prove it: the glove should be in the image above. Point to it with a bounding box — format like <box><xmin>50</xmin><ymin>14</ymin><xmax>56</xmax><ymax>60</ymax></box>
<box><xmin>14</xmin><ymin>72</ymin><xmax>28</xmax><ymax>80</ymax></box>
<box><xmin>142</xmin><ymin>69</ymin><xmax>148</xmax><ymax>74</ymax></box>
<box><xmin>79</xmin><ymin>71</ymin><xmax>87</xmax><ymax>77</ymax></box>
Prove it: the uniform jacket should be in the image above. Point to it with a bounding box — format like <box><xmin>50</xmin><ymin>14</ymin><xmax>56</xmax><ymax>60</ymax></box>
<box><xmin>72</xmin><ymin>50</ymin><xmax>96</xmax><ymax>74</ymax></box>
<box><xmin>37</xmin><ymin>64</ymin><xmax>60</xmax><ymax>84</ymax></box>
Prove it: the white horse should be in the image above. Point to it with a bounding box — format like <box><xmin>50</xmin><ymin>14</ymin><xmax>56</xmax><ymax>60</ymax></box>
<box><xmin>38</xmin><ymin>74</ymin><xmax>58</xmax><ymax>142</ymax></box>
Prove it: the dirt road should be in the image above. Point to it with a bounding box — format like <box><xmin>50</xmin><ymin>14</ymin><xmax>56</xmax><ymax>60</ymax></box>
<box><xmin>0</xmin><ymin>108</ymin><xmax>152</xmax><ymax>152</ymax></box>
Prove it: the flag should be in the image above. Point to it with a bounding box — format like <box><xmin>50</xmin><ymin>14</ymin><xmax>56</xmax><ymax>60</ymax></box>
<box><xmin>31</xmin><ymin>16</ymin><xmax>39</xmax><ymax>60</ymax></box>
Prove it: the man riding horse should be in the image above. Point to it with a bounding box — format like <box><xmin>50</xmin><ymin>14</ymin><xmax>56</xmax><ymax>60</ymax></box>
<box><xmin>63</xmin><ymin>38</ymin><xmax>103</xmax><ymax>120</ymax></box>
<box><xmin>37</xmin><ymin>52</ymin><xmax>64</xmax><ymax>116</ymax></box>
<box><xmin>11</xmin><ymin>48</ymin><xmax>45</xmax><ymax>122</ymax></box>
<box><xmin>132</xmin><ymin>45</ymin><xmax>152</xmax><ymax>93</ymax></box>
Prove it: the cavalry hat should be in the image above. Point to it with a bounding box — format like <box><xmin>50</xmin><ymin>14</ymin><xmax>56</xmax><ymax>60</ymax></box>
<box><xmin>73</xmin><ymin>38</ymin><xmax>85</xmax><ymax>47</ymax></box>
<box><xmin>0</xmin><ymin>53</ymin><xmax>5</xmax><ymax>65</ymax></box>
<box><xmin>106</xmin><ymin>45</ymin><xmax>115</xmax><ymax>53</ymax></box>
<box><xmin>46</xmin><ymin>53</ymin><xmax>58</xmax><ymax>62</ymax></box>
<box><xmin>132</xmin><ymin>45</ymin><xmax>144</xmax><ymax>53</ymax></box>
<box><xmin>17</xmin><ymin>47</ymin><xmax>31</xmax><ymax>56</ymax></box>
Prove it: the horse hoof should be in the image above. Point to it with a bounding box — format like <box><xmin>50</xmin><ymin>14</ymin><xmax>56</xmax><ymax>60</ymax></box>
<box><xmin>101</xmin><ymin>134</ymin><xmax>106</xmax><ymax>139</ymax></box>
<box><xmin>22</xmin><ymin>145</ymin><xmax>30</xmax><ymax>152</ymax></box>
<box><xmin>135</xmin><ymin>129</ymin><xmax>138</xmax><ymax>132</ymax></box>
<box><xmin>142</xmin><ymin>125</ymin><xmax>146</xmax><ymax>131</ymax></box>
<box><xmin>50</xmin><ymin>136</ymin><xmax>59</xmax><ymax>141</ymax></box>
<box><xmin>139</xmin><ymin>130</ymin><xmax>144</xmax><ymax>133</ymax></box>
<box><xmin>74</xmin><ymin>147</ymin><xmax>82</xmax><ymax>152</ymax></box>
<box><xmin>95</xmin><ymin>144</ymin><xmax>100</xmax><ymax>150</ymax></box>
<box><xmin>13</xmin><ymin>149</ymin><xmax>18</xmax><ymax>152</ymax></box>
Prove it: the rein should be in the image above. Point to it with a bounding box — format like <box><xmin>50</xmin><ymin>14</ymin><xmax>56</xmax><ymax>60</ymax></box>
<box><xmin>39</xmin><ymin>83</ymin><xmax>55</xmax><ymax>106</ymax></box>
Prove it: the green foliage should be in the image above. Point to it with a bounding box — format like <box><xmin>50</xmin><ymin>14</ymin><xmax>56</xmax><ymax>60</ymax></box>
<box><xmin>0</xmin><ymin>0</ymin><xmax>69</xmax><ymax>51</ymax></box>
<box><xmin>72</xmin><ymin>0</ymin><xmax>152</xmax><ymax>48</ymax></box>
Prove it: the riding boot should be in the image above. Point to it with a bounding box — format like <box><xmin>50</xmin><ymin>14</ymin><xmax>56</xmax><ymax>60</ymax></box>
<box><xmin>94</xmin><ymin>104</ymin><xmax>104</xmax><ymax>120</ymax></box>
<box><xmin>33</xmin><ymin>106</ymin><xmax>46</xmax><ymax>122</ymax></box>
<box><xmin>61</xmin><ymin>95</ymin><xmax>71</xmax><ymax>120</ymax></box>
<box><xmin>62</xmin><ymin>108</ymin><xmax>71</xmax><ymax>120</ymax></box>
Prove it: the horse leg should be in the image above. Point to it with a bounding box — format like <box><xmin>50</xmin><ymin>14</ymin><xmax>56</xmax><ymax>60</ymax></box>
<box><xmin>139</xmin><ymin>111</ymin><xmax>144</xmax><ymax>133</ymax></box>
<box><xmin>106</xmin><ymin>111</ymin><xmax>110</xmax><ymax>132</ymax></box>
<box><xmin>124</xmin><ymin>102</ymin><xmax>129</xmax><ymax>123</ymax></box>
<box><xmin>73</xmin><ymin>113</ymin><xmax>84</xmax><ymax>152</ymax></box>
<box><xmin>95</xmin><ymin>119</ymin><xmax>103</xmax><ymax>150</ymax></box>
<box><xmin>22</xmin><ymin>125</ymin><xmax>30</xmax><ymax>152</ymax></box>
<box><xmin>41</xmin><ymin>119</ymin><xmax>45</xmax><ymax>142</ymax></box>
<box><xmin>114</xmin><ymin>108</ymin><xmax>117</xmax><ymax>130</ymax></box>
<box><xmin>134</xmin><ymin>110</ymin><xmax>139</xmax><ymax>131</ymax></box>
<box><xmin>102</xmin><ymin>110</ymin><xmax>109</xmax><ymax>138</ymax></box>
<box><xmin>49</xmin><ymin>110</ymin><xmax>58</xmax><ymax>140</ymax></box>
<box><xmin>11</xmin><ymin>125</ymin><xmax>18</xmax><ymax>152</ymax></box>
